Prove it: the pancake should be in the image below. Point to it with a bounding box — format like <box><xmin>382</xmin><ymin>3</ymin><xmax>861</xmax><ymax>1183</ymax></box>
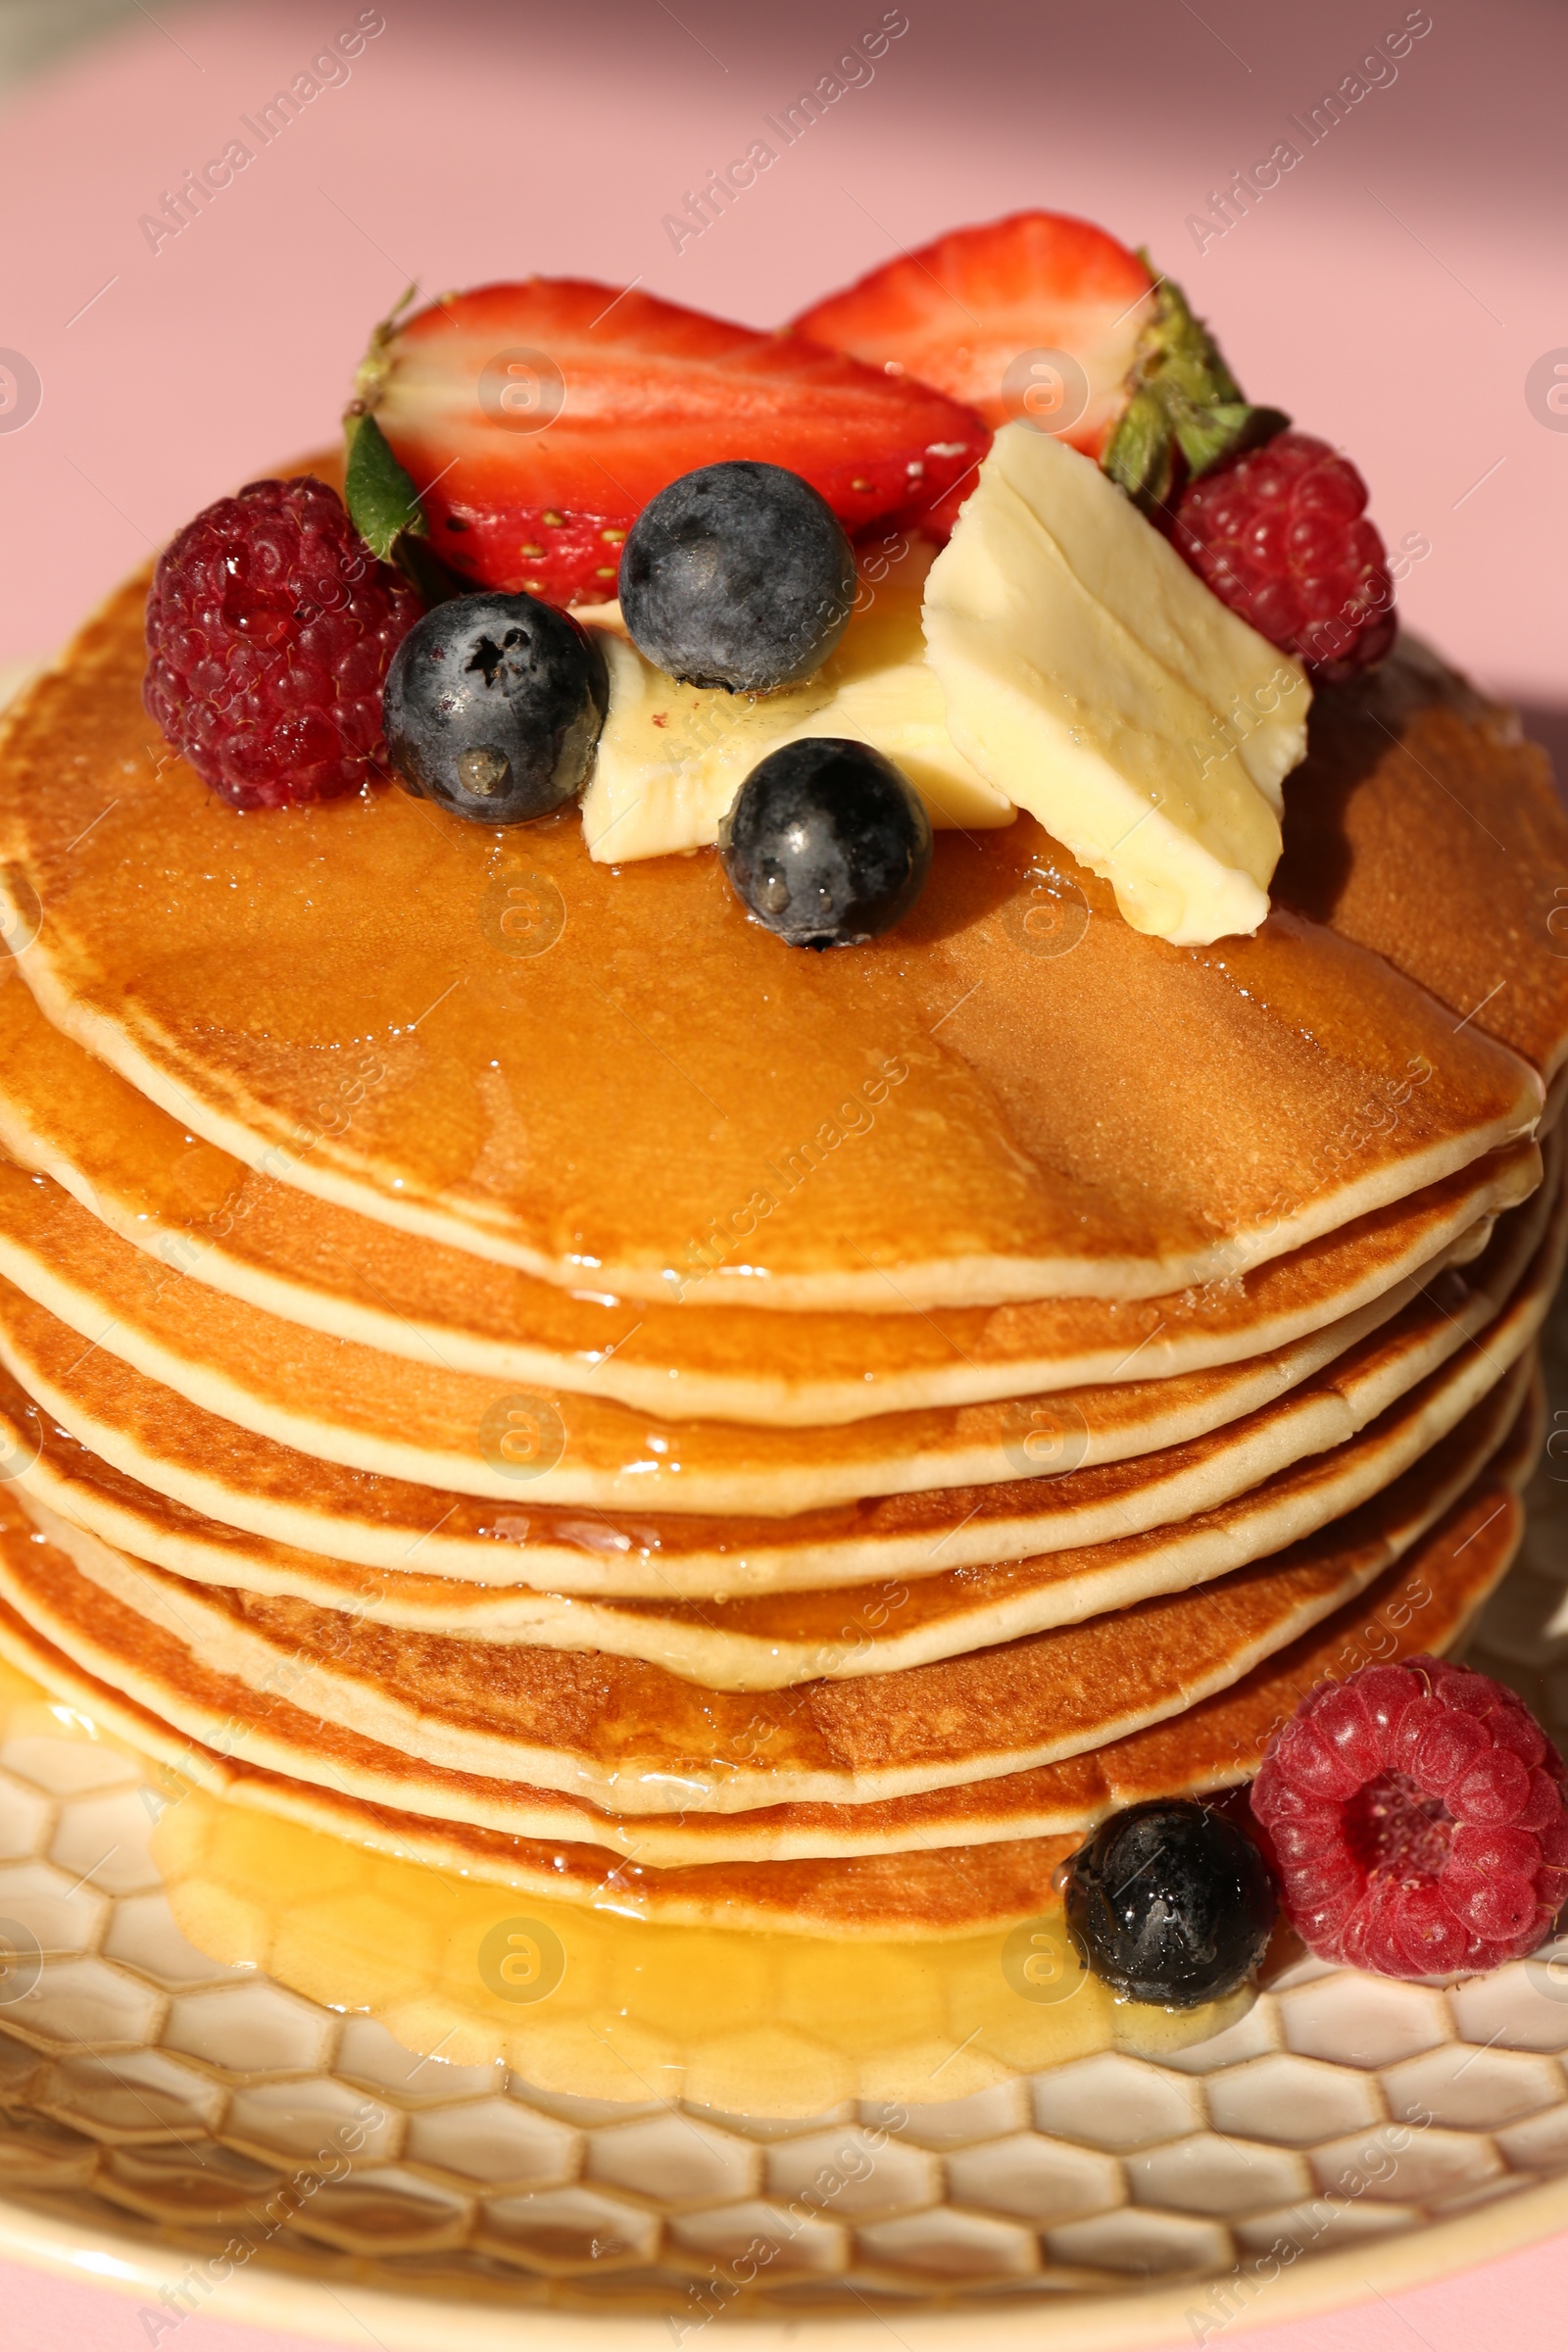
<box><xmin>24</xmin><ymin>1318</ymin><xmax>1537</xmax><ymax>1701</ymax></box>
<box><xmin>0</xmin><ymin>1140</ymin><xmax>1542</xmax><ymax>1515</ymax></box>
<box><xmin>0</xmin><ymin>588</ymin><xmax>1551</xmax><ymax>1309</ymax></box>
<box><xmin>0</xmin><ymin>1149</ymin><xmax>1551</xmax><ymax>1594</ymax></box>
<box><xmin>0</xmin><ymin>1358</ymin><xmax>1529</xmax><ymax>1829</ymax></box>
<box><xmin>2</xmin><ymin>486</ymin><xmax>1560</xmax><ymax>1999</ymax></box>
<box><xmin>1274</xmin><ymin>635</ymin><xmax>1568</xmax><ymax>1092</ymax></box>
<box><xmin>17</xmin><ymin>1207</ymin><xmax>1552</xmax><ymax>1686</ymax></box>
<box><xmin>0</xmin><ymin>972</ymin><xmax>1535</xmax><ymax>1427</ymax></box>
<box><xmin>0</xmin><ymin>1467</ymin><xmax>1524</xmax><ymax>1930</ymax></box>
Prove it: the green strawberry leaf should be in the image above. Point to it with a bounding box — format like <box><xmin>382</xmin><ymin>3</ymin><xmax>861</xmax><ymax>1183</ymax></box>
<box><xmin>1102</xmin><ymin>385</ymin><xmax>1175</xmax><ymax>512</ymax></box>
<box><xmin>343</xmin><ymin>411</ymin><xmax>426</xmax><ymax>562</ymax></box>
<box><xmin>351</xmin><ymin>282</ymin><xmax>419</xmax><ymax>412</ymax></box>
<box><xmin>1171</xmin><ymin>398</ymin><xmax>1292</xmax><ymax>478</ymax></box>
<box><xmin>1101</xmin><ymin>260</ymin><xmax>1289</xmax><ymax>514</ymax></box>
<box><xmin>1142</xmin><ymin>275</ymin><xmax>1245</xmax><ymax>411</ymax></box>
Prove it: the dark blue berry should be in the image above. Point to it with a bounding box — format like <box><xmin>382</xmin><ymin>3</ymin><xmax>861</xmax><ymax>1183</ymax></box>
<box><xmin>1065</xmin><ymin>1799</ymin><xmax>1277</xmax><ymax>2009</ymax></box>
<box><xmin>619</xmin><ymin>461</ymin><xmax>857</xmax><ymax>694</ymax></box>
<box><xmin>717</xmin><ymin>737</ymin><xmax>932</xmax><ymax>950</ymax></box>
<box><xmin>382</xmin><ymin>591</ymin><xmax>608</xmax><ymax>824</ymax></box>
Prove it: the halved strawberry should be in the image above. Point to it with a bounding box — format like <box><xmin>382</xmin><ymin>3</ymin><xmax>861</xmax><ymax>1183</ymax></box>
<box><xmin>792</xmin><ymin>211</ymin><xmax>1157</xmax><ymax>517</ymax></box>
<box><xmin>354</xmin><ymin>280</ymin><xmax>988</xmax><ymax>607</ymax></box>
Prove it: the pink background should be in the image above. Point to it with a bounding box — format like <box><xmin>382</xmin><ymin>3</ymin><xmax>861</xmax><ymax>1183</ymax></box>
<box><xmin>1</xmin><ymin>0</ymin><xmax>1565</xmax><ymax>2342</ymax></box>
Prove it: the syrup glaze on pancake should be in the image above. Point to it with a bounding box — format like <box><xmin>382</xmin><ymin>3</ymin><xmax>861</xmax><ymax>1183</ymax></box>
<box><xmin>1275</xmin><ymin>638</ymin><xmax>1568</xmax><ymax>1090</ymax></box>
<box><xmin>0</xmin><ymin>587</ymin><xmax>1551</xmax><ymax>1308</ymax></box>
<box><xmin>0</xmin><ymin>1152</ymin><xmax>1548</xmax><ymax>1592</ymax></box>
<box><xmin>0</xmin><ymin>975</ymin><xmax>1536</xmax><ymax>1426</ymax></box>
<box><xmin>17</xmin><ymin>1203</ymin><xmax>1552</xmax><ymax>1686</ymax></box>
<box><xmin>0</xmin><ymin>1143</ymin><xmax>1541</xmax><ymax>1514</ymax></box>
<box><xmin>0</xmin><ymin>1469</ymin><xmax>1523</xmax><ymax>1927</ymax></box>
<box><xmin>26</xmin><ymin>1303</ymin><xmax>1534</xmax><ymax>1705</ymax></box>
<box><xmin>0</xmin><ymin>1363</ymin><xmax>1525</xmax><ymax>1825</ymax></box>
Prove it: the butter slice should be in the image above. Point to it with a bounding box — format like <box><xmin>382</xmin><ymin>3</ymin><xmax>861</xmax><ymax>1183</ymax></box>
<box><xmin>579</xmin><ymin>553</ymin><xmax>1011</xmax><ymax>865</ymax></box>
<box><xmin>922</xmin><ymin>424</ymin><xmax>1310</xmax><ymax>944</ymax></box>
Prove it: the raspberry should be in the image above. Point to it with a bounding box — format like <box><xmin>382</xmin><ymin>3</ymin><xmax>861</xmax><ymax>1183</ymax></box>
<box><xmin>1170</xmin><ymin>431</ymin><xmax>1397</xmax><ymax>684</ymax></box>
<box><xmin>1252</xmin><ymin>1656</ymin><xmax>1568</xmax><ymax>1980</ymax></box>
<box><xmin>143</xmin><ymin>477</ymin><xmax>421</xmax><ymax>810</ymax></box>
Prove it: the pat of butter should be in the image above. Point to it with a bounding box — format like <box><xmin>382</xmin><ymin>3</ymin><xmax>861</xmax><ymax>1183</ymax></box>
<box><xmin>922</xmin><ymin>424</ymin><xmax>1310</xmax><ymax>944</ymax></box>
<box><xmin>578</xmin><ymin>549</ymin><xmax>1012</xmax><ymax>864</ymax></box>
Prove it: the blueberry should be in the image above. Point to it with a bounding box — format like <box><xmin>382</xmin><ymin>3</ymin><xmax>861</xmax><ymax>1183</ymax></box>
<box><xmin>619</xmin><ymin>461</ymin><xmax>857</xmax><ymax>694</ymax></box>
<box><xmin>382</xmin><ymin>591</ymin><xmax>608</xmax><ymax>824</ymax></box>
<box><xmin>1065</xmin><ymin>1799</ymin><xmax>1277</xmax><ymax>2009</ymax></box>
<box><xmin>718</xmin><ymin>738</ymin><xmax>933</xmax><ymax>950</ymax></box>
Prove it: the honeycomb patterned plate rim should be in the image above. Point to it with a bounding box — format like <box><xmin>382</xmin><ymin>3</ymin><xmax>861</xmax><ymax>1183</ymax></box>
<box><xmin>2</xmin><ymin>2170</ymin><xmax>1567</xmax><ymax>2348</ymax></box>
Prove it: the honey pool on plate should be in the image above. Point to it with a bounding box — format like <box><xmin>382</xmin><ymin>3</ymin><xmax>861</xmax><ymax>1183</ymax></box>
<box><xmin>0</xmin><ymin>1656</ymin><xmax>1247</xmax><ymax>2119</ymax></box>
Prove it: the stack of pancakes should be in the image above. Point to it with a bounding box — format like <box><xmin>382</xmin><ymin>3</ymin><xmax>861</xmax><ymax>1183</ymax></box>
<box><xmin>0</xmin><ymin>573</ymin><xmax>1565</xmax><ymax>1945</ymax></box>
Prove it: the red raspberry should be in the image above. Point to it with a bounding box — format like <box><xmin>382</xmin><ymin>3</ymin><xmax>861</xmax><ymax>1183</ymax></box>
<box><xmin>143</xmin><ymin>477</ymin><xmax>421</xmax><ymax>810</ymax></box>
<box><xmin>1170</xmin><ymin>431</ymin><xmax>1397</xmax><ymax>684</ymax></box>
<box><xmin>1252</xmin><ymin>1656</ymin><xmax>1568</xmax><ymax>1980</ymax></box>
